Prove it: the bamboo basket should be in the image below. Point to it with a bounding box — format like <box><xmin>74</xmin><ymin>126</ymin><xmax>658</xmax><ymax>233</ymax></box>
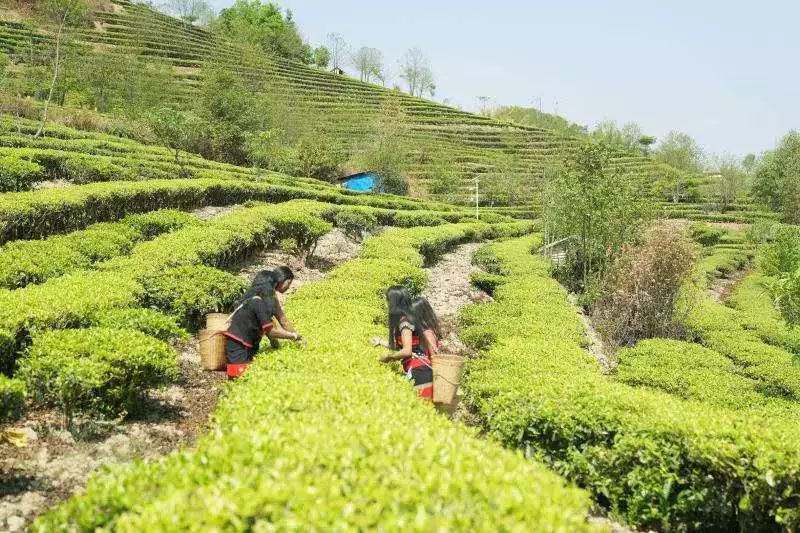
<box><xmin>199</xmin><ymin>312</ymin><xmax>230</xmax><ymax>371</ymax></box>
<box><xmin>432</xmin><ymin>354</ymin><xmax>466</xmax><ymax>406</ymax></box>
<box><xmin>199</xmin><ymin>329</ymin><xmax>227</xmax><ymax>371</ymax></box>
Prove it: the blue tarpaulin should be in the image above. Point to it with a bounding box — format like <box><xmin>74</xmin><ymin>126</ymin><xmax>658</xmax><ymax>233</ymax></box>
<box><xmin>341</xmin><ymin>172</ymin><xmax>378</xmax><ymax>192</ymax></box>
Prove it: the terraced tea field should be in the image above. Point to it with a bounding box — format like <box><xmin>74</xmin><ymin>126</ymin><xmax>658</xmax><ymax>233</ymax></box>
<box><xmin>0</xmin><ymin>0</ymin><xmax>682</xmax><ymax>202</ymax></box>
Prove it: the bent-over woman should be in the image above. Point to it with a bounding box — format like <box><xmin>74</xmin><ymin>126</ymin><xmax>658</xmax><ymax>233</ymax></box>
<box><xmin>224</xmin><ymin>266</ymin><xmax>303</xmax><ymax>378</ymax></box>
<box><xmin>373</xmin><ymin>286</ymin><xmax>433</xmax><ymax>400</ymax></box>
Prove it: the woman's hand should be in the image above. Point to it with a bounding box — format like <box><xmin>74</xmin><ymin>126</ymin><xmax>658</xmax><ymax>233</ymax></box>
<box><xmin>379</xmin><ymin>354</ymin><xmax>394</xmax><ymax>363</ymax></box>
<box><xmin>370</xmin><ymin>336</ymin><xmax>388</xmax><ymax>347</ymax></box>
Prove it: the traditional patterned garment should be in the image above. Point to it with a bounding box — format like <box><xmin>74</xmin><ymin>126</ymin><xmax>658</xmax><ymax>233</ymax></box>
<box><xmin>396</xmin><ymin>317</ymin><xmax>433</xmax><ymax>400</ymax></box>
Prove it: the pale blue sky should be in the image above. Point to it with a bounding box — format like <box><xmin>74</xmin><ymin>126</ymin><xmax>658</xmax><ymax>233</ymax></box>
<box><xmin>207</xmin><ymin>0</ymin><xmax>798</xmax><ymax>156</ymax></box>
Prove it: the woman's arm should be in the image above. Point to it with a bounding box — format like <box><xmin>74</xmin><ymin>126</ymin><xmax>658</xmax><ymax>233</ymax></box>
<box><xmin>380</xmin><ymin>328</ymin><xmax>413</xmax><ymax>363</ymax></box>
<box><xmin>422</xmin><ymin>330</ymin><xmax>440</xmax><ymax>355</ymax></box>
<box><xmin>273</xmin><ymin>299</ymin><xmax>296</xmax><ymax>333</ymax></box>
<box><xmin>267</xmin><ymin>324</ymin><xmax>303</xmax><ymax>342</ymax></box>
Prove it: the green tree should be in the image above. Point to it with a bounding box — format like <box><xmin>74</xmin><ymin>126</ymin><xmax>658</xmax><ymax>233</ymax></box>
<box><xmin>350</xmin><ymin>47</ymin><xmax>382</xmax><ymax>83</ymax></box>
<box><xmin>313</xmin><ymin>46</ymin><xmax>330</xmax><ymax>69</ymax></box>
<box><xmin>424</xmin><ymin>153</ymin><xmax>460</xmax><ymax>202</ymax></box>
<box><xmin>195</xmin><ymin>67</ymin><xmax>263</xmax><ymax>164</ymax></box>
<box><xmin>712</xmin><ymin>155</ymin><xmax>746</xmax><ymax>211</ymax></box>
<box><xmin>653</xmin><ymin>131</ymin><xmax>703</xmax><ymax>173</ymax></box>
<box><xmin>752</xmin><ymin>132</ymin><xmax>800</xmax><ymax>221</ymax></box>
<box><xmin>543</xmin><ymin>142</ymin><xmax>653</xmax><ymax>292</ymax></box>
<box><xmin>216</xmin><ymin>1</ymin><xmax>308</xmax><ymax>62</ymax></box>
<box><xmin>34</xmin><ymin>0</ymin><xmax>92</xmax><ymax>137</ymax></box>
<box><xmin>492</xmin><ymin>105</ymin><xmax>588</xmax><ymax>137</ymax></box>
<box><xmin>353</xmin><ymin>95</ymin><xmax>409</xmax><ymax>195</ymax></box>
<box><xmin>146</xmin><ymin>108</ymin><xmax>202</xmax><ymax>177</ymax></box>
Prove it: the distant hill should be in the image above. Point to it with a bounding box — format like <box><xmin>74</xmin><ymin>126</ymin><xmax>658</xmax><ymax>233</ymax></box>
<box><xmin>0</xmin><ymin>0</ymin><xmax>683</xmax><ymax>204</ymax></box>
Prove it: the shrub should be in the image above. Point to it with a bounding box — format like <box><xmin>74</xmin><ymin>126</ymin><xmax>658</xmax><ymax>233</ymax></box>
<box><xmin>593</xmin><ymin>224</ymin><xmax>696</xmax><ymax>348</ymax></box>
<box><xmin>19</xmin><ymin>328</ymin><xmax>177</xmax><ymax>424</ymax></box>
<box><xmin>87</xmin><ymin>309</ymin><xmax>187</xmax><ymax>342</ymax></box>
<box><xmin>34</xmin><ymin>222</ymin><xmax>594</xmax><ymax>532</ymax></box>
<box><xmin>60</xmin><ymin>156</ymin><xmax>132</xmax><ymax>183</ymax></box>
<box><xmin>0</xmin><ymin>155</ymin><xmax>44</xmax><ymax>191</ymax></box>
<box><xmin>122</xmin><ymin>209</ymin><xmax>198</xmax><ymax>238</ymax></box>
<box><xmin>333</xmin><ymin>209</ymin><xmax>377</xmax><ymax>241</ymax></box>
<box><xmin>139</xmin><ymin>265</ymin><xmax>246</xmax><ymax>330</ymax></box>
<box><xmin>469</xmin><ymin>271</ymin><xmax>505</xmax><ymax>295</ymax></box>
<box><xmin>689</xmin><ymin>222</ymin><xmax>724</xmax><ymax>246</ymax></box>
<box><xmin>760</xmin><ymin>225</ymin><xmax>800</xmax><ymax>276</ymax></box>
<box><xmin>0</xmin><ymin>376</ymin><xmax>25</xmax><ymax>423</ymax></box>
<box><xmin>462</xmin><ymin>235</ymin><xmax>800</xmax><ymax>530</ymax></box>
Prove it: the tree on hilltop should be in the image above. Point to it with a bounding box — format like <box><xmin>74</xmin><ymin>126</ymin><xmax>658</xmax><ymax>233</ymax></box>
<box><xmin>216</xmin><ymin>1</ymin><xmax>309</xmax><ymax>63</ymax></box>
<box><xmin>325</xmin><ymin>33</ymin><xmax>349</xmax><ymax>71</ymax></box>
<box><xmin>351</xmin><ymin>47</ymin><xmax>383</xmax><ymax>83</ymax></box>
<box><xmin>159</xmin><ymin>0</ymin><xmax>215</xmax><ymax>25</ymax></box>
<box><xmin>313</xmin><ymin>46</ymin><xmax>331</xmax><ymax>69</ymax></box>
<box><xmin>400</xmin><ymin>48</ymin><xmax>435</xmax><ymax>98</ymax></box>
<box><xmin>653</xmin><ymin>131</ymin><xmax>703</xmax><ymax>173</ymax></box>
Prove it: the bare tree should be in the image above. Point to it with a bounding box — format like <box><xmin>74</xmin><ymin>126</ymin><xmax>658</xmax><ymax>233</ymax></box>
<box><xmin>399</xmin><ymin>48</ymin><xmax>435</xmax><ymax>98</ymax></box>
<box><xmin>325</xmin><ymin>33</ymin><xmax>349</xmax><ymax>70</ymax></box>
<box><xmin>477</xmin><ymin>96</ymin><xmax>491</xmax><ymax>115</ymax></box>
<box><xmin>35</xmin><ymin>0</ymin><xmax>92</xmax><ymax>138</ymax></box>
<box><xmin>159</xmin><ymin>0</ymin><xmax>214</xmax><ymax>25</ymax></box>
<box><xmin>350</xmin><ymin>46</ymin><xmax>383</xmax><ymax>83</ymax></box>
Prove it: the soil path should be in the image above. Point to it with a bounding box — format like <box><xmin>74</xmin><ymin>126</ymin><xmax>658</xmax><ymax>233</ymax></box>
<box><xmin>709</xmin><ymin>265</ymin><xmax>753</xmax><ymax>304</ymax></box>
<box><xmin>421</xmin><ymin>243</ymin><xmax>491</xmax><ymax>355</ymax></box>
<box><xmin>0</xmin><ymin>229</ymin><xmax>362</xmax><ymax>531</ymax></box>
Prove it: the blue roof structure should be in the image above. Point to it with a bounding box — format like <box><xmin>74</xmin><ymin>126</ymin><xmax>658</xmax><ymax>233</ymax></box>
<box><xmin>340</xmin><ymin>172</ymin><xmax>378</xmax><ymax>192</ymax></box>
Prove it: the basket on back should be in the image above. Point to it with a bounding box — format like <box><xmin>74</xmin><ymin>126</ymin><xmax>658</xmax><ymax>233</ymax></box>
<box><xmin>199</xmin><ymin>313</ymin><xmax>228</xmax><ymax>371</ymax></box>
<box><xmin>432</xmin><ymin>354</ymin><xmax>466</xmax><ymax>409</ymax></box>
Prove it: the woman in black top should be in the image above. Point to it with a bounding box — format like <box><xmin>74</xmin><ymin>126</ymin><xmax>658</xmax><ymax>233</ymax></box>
<box><xmin>224</xmin><ymin>267</ymin><xmax>303</xmax><ymax>370</ymax></box>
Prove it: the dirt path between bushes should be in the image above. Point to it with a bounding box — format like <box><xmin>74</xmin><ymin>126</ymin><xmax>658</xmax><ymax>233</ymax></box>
<box><xmin>0</xmin><ymin>229</ymin><xmax>362</xmax><ymax>531</ymax></box>
<box><xmin>421</xmin><ymin>243</ymin><xmax>492</xmax><ymax>355</ymax></box>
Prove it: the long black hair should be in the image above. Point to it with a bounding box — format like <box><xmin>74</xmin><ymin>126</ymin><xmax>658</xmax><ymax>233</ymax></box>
<box><xmin>412</xmin><ymin>297</ymin><xmax>441</xmax><ymax>340</ymax></box>
<box><xmin>386</xmin><ymin>285</ymin><xmax>415</xmax><ymax>350</ymax></box>
<box><xmin>240</xmin><ymin>266</ymin><xmax>294</xmax><ymax>303</ymax></box>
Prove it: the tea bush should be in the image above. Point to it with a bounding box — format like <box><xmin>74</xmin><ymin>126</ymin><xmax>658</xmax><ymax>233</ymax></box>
<box><xmin>19</xmin><ymin>328</ymin><xmax>177</xmax><ymax>423</ymax></box>
<box><xmin>140</xmin><ymin>265</ymin><xmax>246</xmax><ymax>330</ymax></box>
<box><xmin>0</xmin><ymin>155</ymin><xmax>44</xmax><ymax>191</ymax></box>
<box><xmin>35</xmin><ymin>221</ymin><xmax>597</xmax><ymax>531</ymax></box>
<box><xmin>462</xmin><ymin>235</ymin><xmax>800</xmax><ymax>530</ymax></box>
<box><xmin>0</xmin><ymin>375</ymin><xmax>25</xmax><ymax>422</ymax></box>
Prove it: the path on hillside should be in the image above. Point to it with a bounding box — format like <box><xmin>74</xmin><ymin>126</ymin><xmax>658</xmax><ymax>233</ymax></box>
<box><xmin>421</xmin><ymin>243</ymin><xmax>492</xmax><ymax>355</ymax></box>
<box><xmin>0</xmin><ymin>226</ymin><xmax>363</xmax><ymax>532</ymax></box>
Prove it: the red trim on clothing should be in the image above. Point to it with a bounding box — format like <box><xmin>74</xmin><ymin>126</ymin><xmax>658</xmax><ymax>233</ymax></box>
<box><xmin>227</xmin><ymin>363</ymin><xmax>250</xmax><ymax>379</ymax></box>
<box><xmin>222</xmin><ymin>332</ymin><xmax>253</xmax><ymax>348</ymax></box>
<box><xmin>261</xmin><ymin>322</ymin><xmax>274</xmax><ymax>332</ymax></box>
<box><xmin>416</xmin><ymin>384</ymin><xmax>433</xmax><ymax>399</ymax></box>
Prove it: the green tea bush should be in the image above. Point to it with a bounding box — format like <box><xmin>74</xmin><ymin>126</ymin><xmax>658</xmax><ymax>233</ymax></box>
<box><xmin>462</xmin><ymin>235</ymin><xmax>800</xmax><ymax>530</ymax></box>
<box><xmin>0</xmin><ymin>209</ymin><xmax>195</xmax><ymax>289</ymax></box>
<box><xmin>60</xmin><ymin>156</ymin><xmax>133</xmax><ymax>183</ymax></box>
<box><xmin>0</xmin><ymin>177</ymin><xmax>454</xmax><ymax>244</ymax></box>
<box><xmin>0</xmin><ymin>375</ymin><xmax>25</xmax><ymax>422</ymax></box>
<box><xmin>689</xmin><ymin>222</ymin><xmax>724</xmax><ymax>246</ymax></box>
<box><xmin>35</xmin><ymin>222</ymin><xmax>598</xmax><ymax>531</ymax></box>
<box><xmin>0</xmin><ymin>155</ymin><xmax>44</xmax><ymax>191</ymax></box>
<box><xmin>140</xmin><ymin>265</ymin><xmax>246</xmax><ymax>330</ymax></box>
<box><xmin>86</xmin><ymin>308</ymin><xmax>187</xmax><ymax>342</ymax></box>
<box><xmin>332</xmin><ymin>209</ymin><xmax>377</xmax><ymax>240</ymax></box>
<box><xmin>121</xmin><ymin>209</ymin><xmax>198</xmax><ymax>238</ymax></box>
<box><xmin>19</xmin><ymin>328</ymin><xmax>177</xmax><ymax>423</ymax></box>
<box><xmin>469</xmin><ymin>271</ymin><xmax>505</xmax><ymax>295</ymax></box>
